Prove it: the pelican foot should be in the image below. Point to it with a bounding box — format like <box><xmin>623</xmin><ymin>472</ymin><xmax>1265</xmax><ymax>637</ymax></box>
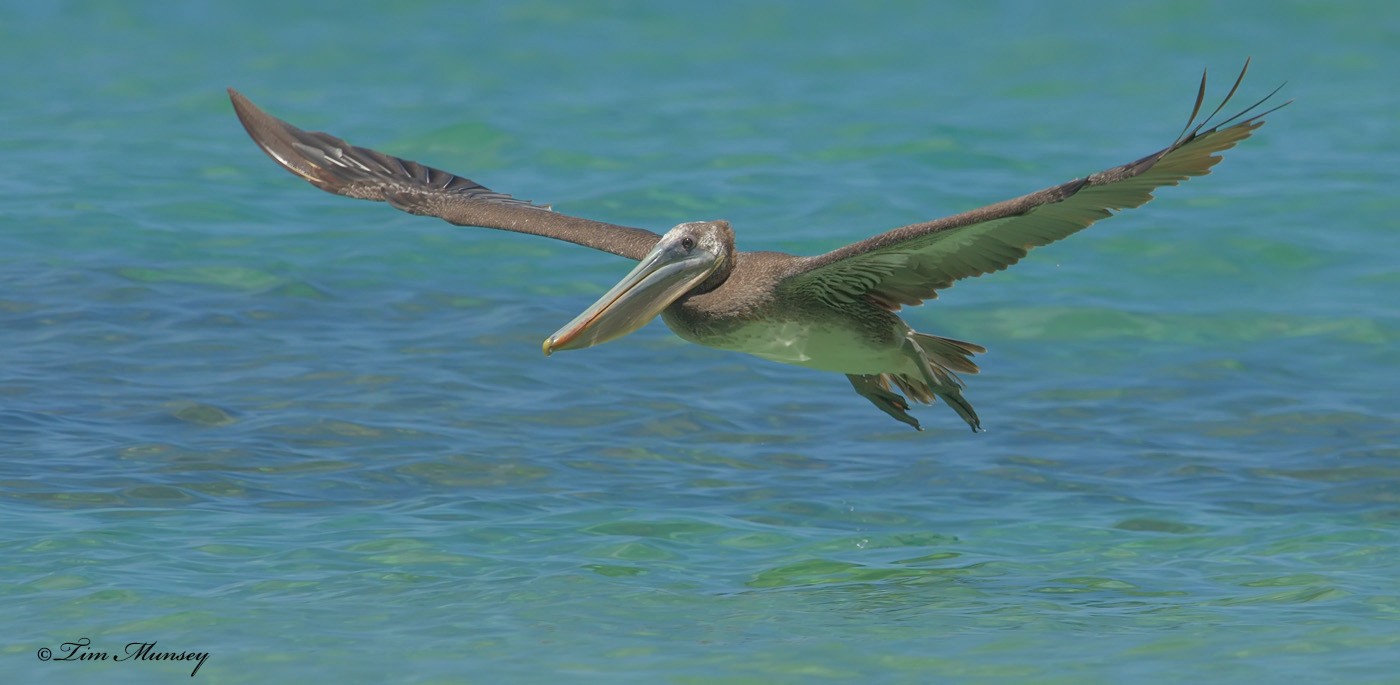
<box><xmin>846</xmin><ymin>374</ymin><xmax>922</xmax><ymax>431</ymax></box>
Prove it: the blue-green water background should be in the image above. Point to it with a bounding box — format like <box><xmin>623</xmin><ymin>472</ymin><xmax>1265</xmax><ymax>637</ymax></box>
<box><xmin>3</xmin><ymin>1</ymin><xmax>1397</xmax><ymax>682</ymax></box>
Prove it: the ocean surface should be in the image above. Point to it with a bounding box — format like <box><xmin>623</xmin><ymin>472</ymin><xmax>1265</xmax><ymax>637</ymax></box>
<box><xmin>2</xmin><ymin>1</ymin><xmax>1397</xmax><ymax>682</ymax></box>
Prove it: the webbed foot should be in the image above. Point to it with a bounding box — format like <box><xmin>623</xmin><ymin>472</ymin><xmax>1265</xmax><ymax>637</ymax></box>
<box><xmin>846</xmin><ymin>374</ymin><xmax>922</xmax><ymax>431</ymax></box>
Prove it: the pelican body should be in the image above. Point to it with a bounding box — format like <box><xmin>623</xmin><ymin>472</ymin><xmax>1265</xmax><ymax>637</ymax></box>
<box><xmin>230</xmin><ymin>62</ymin><xmax>1285</xmax><ymax>431</ymax></box>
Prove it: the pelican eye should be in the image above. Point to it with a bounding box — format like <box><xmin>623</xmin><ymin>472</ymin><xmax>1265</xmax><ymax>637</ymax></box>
<box><xmin>681</xmin><ymin>236</ymin><xmax>696</xmax><ymax>250</ymax></box>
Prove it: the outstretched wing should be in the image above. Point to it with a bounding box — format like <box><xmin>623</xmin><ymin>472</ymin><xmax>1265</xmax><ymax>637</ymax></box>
<box><xmin>782</xmin><ymin>61</ymin><xmax>1288</xmax><ymax>310</ymax></box>
<box><xmin>229</xmin><ymin>89</ymin><xmax>661</xmax><ymax>261</ymax></box>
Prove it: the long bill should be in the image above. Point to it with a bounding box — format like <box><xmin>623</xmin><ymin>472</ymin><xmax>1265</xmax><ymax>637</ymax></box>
<box><xmin>543</xmin><ymin>242</ymin><xmax>720</xmax><ymax>356</ymax></box>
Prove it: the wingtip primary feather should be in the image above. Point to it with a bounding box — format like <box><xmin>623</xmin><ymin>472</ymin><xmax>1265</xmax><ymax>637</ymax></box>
<box><xmin>1175</xmin><ymin>67</ymin><xmax>1210</xmax><ymax>144</ymax></box>
<box><xmin>1196</xmin><ymin>58</ymin><xmax>1251</xmax><ymax>132</ymax></box>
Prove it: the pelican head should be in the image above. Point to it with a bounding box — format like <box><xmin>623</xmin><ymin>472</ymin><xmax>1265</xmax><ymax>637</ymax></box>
<box><xmin>543</xmin><ymin>220</ymin><xmax>733</xmax><ymax>355</ymax></box>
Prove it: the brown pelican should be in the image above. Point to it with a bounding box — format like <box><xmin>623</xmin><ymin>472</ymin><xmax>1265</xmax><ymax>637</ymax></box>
<box><xmin>229</xmin><ymin>62</ymin><xmax>1285</xmax><ymax>432</ymax></box>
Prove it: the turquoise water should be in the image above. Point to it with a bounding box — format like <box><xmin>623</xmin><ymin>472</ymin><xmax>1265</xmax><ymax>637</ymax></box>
<box><xmin>3</xmin><ymin>1</ymin><xmax>1398</xmax><ymax>682</ymax></box>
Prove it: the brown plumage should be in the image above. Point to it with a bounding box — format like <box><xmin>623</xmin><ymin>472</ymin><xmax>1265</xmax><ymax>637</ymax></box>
<box><xmin>229</xmin><ymin>60</ymin><xmax>1286</xmax><ymax>431</ymax></box>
